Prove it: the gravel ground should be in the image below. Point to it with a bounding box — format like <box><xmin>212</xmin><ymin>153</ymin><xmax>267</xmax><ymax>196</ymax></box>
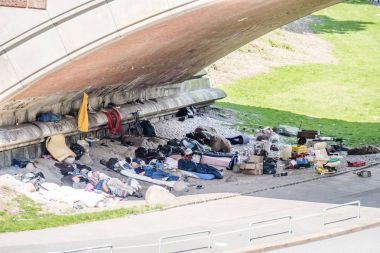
<box><xmin>154</xmin><ymin>107</ymin><xmax>259</xmax><ymax>156</ymax></box>
<box><xmin>154</xmin><ymin>111</ymin><xmax>242</xmax><ymax>139</ymax></box>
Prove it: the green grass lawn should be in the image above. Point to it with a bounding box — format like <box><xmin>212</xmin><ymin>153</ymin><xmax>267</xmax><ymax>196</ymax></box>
<box><xmin>219</xmin><ymin>0</ymin><xmax>380</xmax><ymax>146</ymax></box>
<box><xmin>0</xmin><ymin>195</ymin><xmax>161</xmax><ymax>233</ymax></box>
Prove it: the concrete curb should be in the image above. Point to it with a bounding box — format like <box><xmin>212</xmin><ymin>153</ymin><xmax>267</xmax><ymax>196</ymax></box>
<box><xmin>223</xmin><ymin>219</ymin><xmax>380</xmax><ymax>253</ymax></box>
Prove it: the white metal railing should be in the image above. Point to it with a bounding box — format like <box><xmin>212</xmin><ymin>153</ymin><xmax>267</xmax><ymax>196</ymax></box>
<box><xmin>158</xmin><ymin>230</ymin><xmax>212</xmax><ymax>253</ymax></box>
<box><xmin>46</xmin><ymin>200</ymin><xmax>365</xmax><ymax>253</ymax></box>
<box><xmin>323</xmin><ymin>200</ymin><xmax>361</xmax><ymax>226</ymax></box>
<box><xmin>248</xmin><ymin>216</ymin><xmax>292</xmax><ymax>243</ymax></box>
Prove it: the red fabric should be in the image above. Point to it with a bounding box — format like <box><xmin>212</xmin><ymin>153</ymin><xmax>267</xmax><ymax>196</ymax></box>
<box><xmin>347</xmin><ymin>161</ymin><xmax>366</xmax><ymax>167</ymax></box>
<box><xmin>103</xmin><ymin>108</ymin><xmax>122</xmax><ymax>135</ymax></box>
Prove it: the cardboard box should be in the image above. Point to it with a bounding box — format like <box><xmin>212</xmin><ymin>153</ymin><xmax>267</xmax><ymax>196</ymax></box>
<box><xmin>242</xmin><ymin>168</ymin><xmax>263</xmax><ymax>175</ymax></box>
<box><xmin>240</xmin><ymin>162</ymin><xmax>263</xmax><ymax>175</ymax></box>
<box><xmin>248</xmin><ymin>155</ymin><xmax>264</xmax><ymax>163</ymax></box>
<box><xmin>240</xmin><ymin>163</ymin><xmax>261</xmax><ymax>170</ymax></box>
<box><xmin>247</xmin><ymin>163</ymin><xmax>262</xmax><ymax>170</ymax></box>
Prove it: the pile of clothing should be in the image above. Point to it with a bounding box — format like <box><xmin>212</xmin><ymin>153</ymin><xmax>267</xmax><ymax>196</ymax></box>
<box><xmin>55</xmin><ymin>162</ymin><xmax>142</xmax><ymax>198</ymax></box>
<box><xmin>101</xmin><ymin>143</ymin><xmax>227</xmax><ymax>182</ymax></box>
<box><xmin>101</xmin><ymin>157</ymin><xmax>179</xmax><ymax>182</ymax></box>
<box><xmin>131</xmin><ymin>127</ymin><xmax>247</xmax><ymax>180</ymax></box>
<box><xmin>177</xmin><ymin>159</ymin><xmax>223</xmax><ymax>180</ymax></box>
<box><xmin>176</xmin><ymin>106</ymin><xmax>197</xmax><ymax>121</ymax></box>
<box><xmin>186</xmin><ymin>126</ymin><xmax>232</xmax><ymax>153</ymax></box>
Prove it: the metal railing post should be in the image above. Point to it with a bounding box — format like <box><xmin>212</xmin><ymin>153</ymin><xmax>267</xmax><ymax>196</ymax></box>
<box><xmin>323</xmin><ymin>200</ymin><xmax>361</xmax><ymax>226</ymax></box>
<box><xmin>248</xmin><ymin>216</ymin><xmax>292</xmax><ymax>243</ymax></box>
<box><xmin>158</xmin><ymin>230</ymin><xmax>212</xmax><ymax>253</ymax></box>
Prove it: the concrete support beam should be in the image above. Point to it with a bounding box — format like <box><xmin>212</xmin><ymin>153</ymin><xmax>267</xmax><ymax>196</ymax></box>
<box><xmin>0</xmin><ymin>87</ymin><xmax>225</xmax><ymax>152</ymax></box>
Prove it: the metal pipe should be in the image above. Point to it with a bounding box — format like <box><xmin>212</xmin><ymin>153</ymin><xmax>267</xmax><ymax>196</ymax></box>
<box><xmin>0</xmin><ymin>88</ymin><xmax>225</xmax><ymax>152</ymax></box>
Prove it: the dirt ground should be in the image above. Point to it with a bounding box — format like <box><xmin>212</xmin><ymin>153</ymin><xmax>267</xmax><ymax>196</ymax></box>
<box><xmin>207</xmin><ymin>16</ymin><xmax>337</xmax><ymax>86</ymax></box>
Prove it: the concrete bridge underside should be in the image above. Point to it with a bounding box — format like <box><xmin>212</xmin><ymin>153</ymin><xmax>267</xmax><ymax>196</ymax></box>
<box><xmin>0</xmin><ymin>0</ymin><xmax>341</xmax><ymax>125</ymax></box>
<box><xmin>0</xmin><ymin>0</ymin><xmax>342</xmax><ymax>165</ymax></box>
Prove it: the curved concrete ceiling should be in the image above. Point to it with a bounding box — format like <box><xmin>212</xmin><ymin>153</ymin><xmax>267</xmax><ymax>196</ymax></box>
<box><xmin>1</xmin><ymin>0</ymin><xmax>341</xmax><ymax>111</ymax></box>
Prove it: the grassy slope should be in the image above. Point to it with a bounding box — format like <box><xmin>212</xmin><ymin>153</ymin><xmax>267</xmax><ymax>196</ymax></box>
<box><xmin>219</xmin><ymin>0</ymin><xmax>380</xmax><ymax>146</ymax></box>
<box><xmin>0</xmin><ymin>195</ymin><xmax>160</xmax><ymax>233</ymax></box>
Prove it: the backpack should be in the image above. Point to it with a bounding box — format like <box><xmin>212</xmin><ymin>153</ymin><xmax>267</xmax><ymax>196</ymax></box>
<box><xmin>140</xmin><ymin>120</ymin><xmax>156</xmax><ymax>137</ymax></box>
<box><xmin>12</xmin><ymin>158</ymin><xmax>30</xmax><ymax>168</ymax></box>
<box><xmin>227</xmin><ymin>153</ymin><xmax>239</xmax><ymax>170</ymax></box>
<box><xmin>70</xmin><ymin>143</ymin><xmax>85</xmax><ymax>160</ymax></box>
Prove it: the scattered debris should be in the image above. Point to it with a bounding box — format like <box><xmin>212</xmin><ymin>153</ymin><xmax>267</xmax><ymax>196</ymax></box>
<box><xmin>1</xmin><ymin>107</ymin><xmax>379</xmax><ymax>214</ymax></box>
<box><xmin>348</xmin><ymin>146</ymin><xmax>380</xmax><ymax>155</ymax></box>
<box><xmin>353</xmin><ymin>170</ymin><xmax>372</xmax><ymax>178</ymax></box>
<box><xmin>347</xmin><ymin>161</ymin><xmax>366</xmax><ymax>167</ymax></box>
<box><xmin>273</xmin><ymin>125</ymin><xmax>299</xmax><ymax>137</ymax></box>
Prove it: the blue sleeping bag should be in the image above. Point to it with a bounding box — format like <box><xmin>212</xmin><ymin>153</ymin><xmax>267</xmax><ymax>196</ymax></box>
<box><xmin>191</xmin><ymin>172</ymin><xmax>215</xmax><ymax>180</ymax></box>
<box><xmin>178</xmin><ymin>159</ymin><xmax>223</xmax><ymax>179</ymax></box>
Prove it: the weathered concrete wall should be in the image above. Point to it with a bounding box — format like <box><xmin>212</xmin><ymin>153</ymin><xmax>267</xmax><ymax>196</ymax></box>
<box><xmin>0</xmin><ymin>87</ymin><xmax>225</xmax><ymax>150</ymax></box>
<box><xmin>0</xmin><ymin>73</ymin><xmax>211</xmax><ymax>126</ymax></box>
<box><xmin>0</xmin><ymin>0</ymin><xmax>210</xmax><ymax>104</ymax></box>
<box><xmin>0</xmin><ymin>106</ymin><xmax>211</xmax><ymax>168</ymax></box>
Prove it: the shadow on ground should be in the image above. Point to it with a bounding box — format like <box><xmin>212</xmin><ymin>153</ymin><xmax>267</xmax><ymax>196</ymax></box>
<box><xmin>217</xmin><ymin>102</ymin><xmax>380</xmax><ymax>147</ymax></box>
<box><xmin>244</xmin><ymin>165</ymin><xmax>380</xmax><ymax>208</ymax></box>
<box><xmin>345</xmin><ymin>0</ymin><xmax>378</xmax><ymax>5</ymax></box>
<box><xmin>311</xmin><ymin>15</ymin><xmax>374</xmax><ymax>34</ymax></box>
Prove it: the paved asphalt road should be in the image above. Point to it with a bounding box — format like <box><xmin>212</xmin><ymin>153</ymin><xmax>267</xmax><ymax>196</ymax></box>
<box><xmin>268</xmin><ymin>226</ymin><xmax>380</xmax><ymax>253</ymax></box>
<box><xmin>250</xmin><ymin>165</ymin><xmax>380</xmax><ymax>208</ymax></box>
